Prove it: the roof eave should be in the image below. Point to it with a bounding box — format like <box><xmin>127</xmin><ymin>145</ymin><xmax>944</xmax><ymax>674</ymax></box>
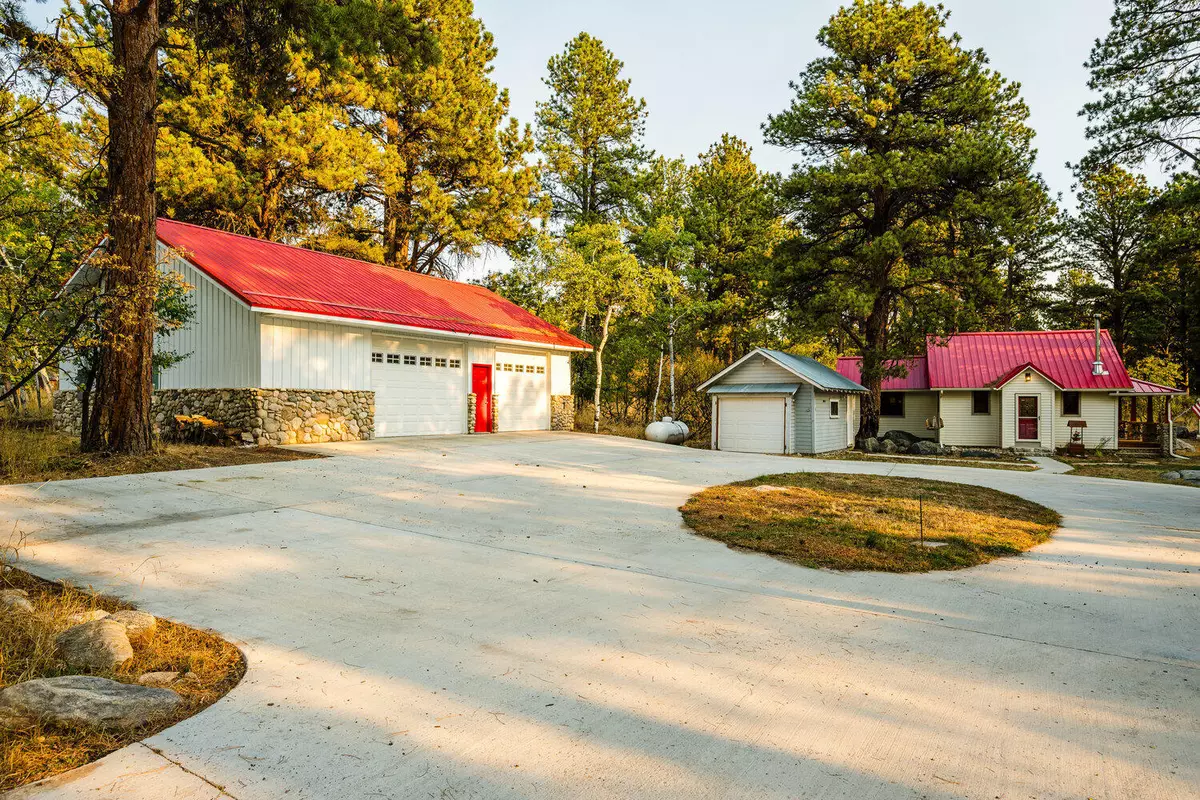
<box><xmin>251</xmin><ymin>307</ymin><xmax>592</xmax><ymax>352</ymax></box>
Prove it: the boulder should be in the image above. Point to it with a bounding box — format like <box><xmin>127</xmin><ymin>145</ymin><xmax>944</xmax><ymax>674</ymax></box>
<box><xmin>880</xmin><ymin>439</ymin><xmax>901</xmax><ymax>455</ymax></box>
<box><xmin>882</xmin><ymin>429</ymin><xmax>921</xmax><ymax>446</ymax></box>
<box><xmin>68</xmin><ymin>608</ymin><xmax>111</xmax><ymax>625</ymax></box>
<box><xmin>1</xmin><ymin>589</ymin><xmax>34</xmax><ymax>613</ymax></box>
<box><xmin>909</xmin><ymin>440</ymin><xmax>941</xmax><ymax>456</ymax></box>
<box><xmin>0</xmin><ymin>676</ymin><xmax>181</xmax><ymax>731</ymax></box>
<box><xmin>1164</xmin><ymin>469</ymin><xmax>1200</xmax><ymax>483</ymax></box>
<box><xmin>1175</xmin><ymin>439</ymin><xmax>1195</xmax><ymax>453</ymax></box>
<box><xmin>137</xmin><ymin>671</ymin><xmax>182</xmax><ymax>688</ymax></box>
<box><xmin>107</xmin><ymin>609</ymin><xmax>157</xmax><ymax>643</ymax></box>
<box><xmin>861</xmin><ymin>437</ymin><xmax>880</xmax><ymax>453</ymax></box>
<box><xmin>55</xmin><ymin>619</ymin><xmax>133</xmax><ymax>671</ymax></box>
<box><xmin>960</xmin><ymin>449</ymin><xmax>1000</xmax><ymax>459</ymax></box>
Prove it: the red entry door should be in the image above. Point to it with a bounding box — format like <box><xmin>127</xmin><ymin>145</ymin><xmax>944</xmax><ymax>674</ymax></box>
<box><xmin>472</xmin><ymin>364</ymin><xmax>492</xmax><ymax>433</ymax></box>
<box><xmin>1017</xmin><ymin>395</ymin><xmax>1039</xmax><ymax>441</ymax></box>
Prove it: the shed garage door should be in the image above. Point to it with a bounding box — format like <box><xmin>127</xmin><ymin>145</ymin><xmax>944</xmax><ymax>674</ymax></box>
<box><xmin>370</xmin><ymin>335</ymin><xmax>465</xmax><ymax>437</ymax></box>
<box><xmin>717</xmin><ymin>396</ymin><xmax>787</xmax><ymax>454</ymax></box>
<box><xmin>495</xmin><ymin>351</ymin><xmax>549</xmax><ymax>431</ymax></box>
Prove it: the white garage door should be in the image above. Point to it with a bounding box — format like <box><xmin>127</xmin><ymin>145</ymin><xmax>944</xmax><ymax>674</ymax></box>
<box><xmin>495</xmin><ymin>351</ymin><xmax>549</xmax><ymax>431</ymax></box>
<box><xmin>370</xmin><ymin>336</ymin><xmax>465</xmax><ymax>437</ymax></box>
<box><xmin>718</xmin><ymin>396</ymin><xmax>787</xmax><ymax>454</ymax></box>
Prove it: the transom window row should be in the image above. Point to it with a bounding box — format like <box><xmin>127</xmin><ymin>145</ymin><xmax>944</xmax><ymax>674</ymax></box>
<box><xmin>371</xmin><ymin>352</ymin><xmax>461</xmax><ymax>369</ymax></box>
<box><xmin>498</xmin><ymin>363</ymin><xmax>546</xmax><ymax>374</ymax></box>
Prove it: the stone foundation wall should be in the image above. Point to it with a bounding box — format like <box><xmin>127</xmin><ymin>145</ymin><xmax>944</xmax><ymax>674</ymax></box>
<box><xmin>551</xmin><ymin>395</ymin><xmax>574</xmax><ymax>431</ymax></box>
<box><xmin>466</xmin><ymin>392</ymin><xmax>477</xmax><ymax>434</ymax></box>
<box><xmin>54</xmin><ymin>388</ymin><xmax>374</xmax><ymax>445</ymax></box>
<box><xmin>52</xmin><ymin>390</ymin><xmax>84</xmax><ymax>436</ymax></box>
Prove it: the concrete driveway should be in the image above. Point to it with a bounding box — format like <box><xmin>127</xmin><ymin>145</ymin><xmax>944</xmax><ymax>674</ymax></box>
<box><xmin>1</xmin><ymin>433</ymin><xmax>1197</xmax><ymax>800</ymax></box>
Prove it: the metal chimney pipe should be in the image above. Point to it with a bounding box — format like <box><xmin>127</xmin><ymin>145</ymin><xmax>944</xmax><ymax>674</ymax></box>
<box><xmin>1092</xmin><ymin>316</ymin><xmax>1107</xmax><ymax>376</ymax></box>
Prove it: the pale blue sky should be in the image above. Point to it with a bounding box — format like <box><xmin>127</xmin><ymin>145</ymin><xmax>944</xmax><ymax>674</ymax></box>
<box><xmin>18</xmin><ymin>0</ymin><xmax>1143</xmax><ymax>279</ymax></box>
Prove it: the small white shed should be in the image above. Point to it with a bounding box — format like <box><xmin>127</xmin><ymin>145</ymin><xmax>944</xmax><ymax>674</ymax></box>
<box><xmin>699</xmin><ymin>348</ymin><xmax>867</xmax><ymax>455</ymax></box>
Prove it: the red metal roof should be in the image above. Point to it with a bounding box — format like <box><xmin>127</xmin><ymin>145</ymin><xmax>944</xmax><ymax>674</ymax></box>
<box><xmin>1128</xmin><ymin>378</ymin><xmax>1185</xmax><ymax>395</ymax></box>
<box><xmin>925</xmin><ymin>330</ymin><xmax>1131</xmax><ymax>390</ymax></box>
<box><xmin>835</xmin><ymin>357</ymin><xmax>930</xmax><ymax>390</ymax></box>
<box><xmin>155</xmin><ymin>218</ymin><xmax>590</xmax><ymax>350</ymax></box>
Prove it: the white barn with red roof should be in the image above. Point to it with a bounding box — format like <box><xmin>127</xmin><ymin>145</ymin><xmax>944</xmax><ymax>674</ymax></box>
<box><xmin>61</xmin><ymin>220</ymin><xmax>590</xmax><ymax>441</ymax></box>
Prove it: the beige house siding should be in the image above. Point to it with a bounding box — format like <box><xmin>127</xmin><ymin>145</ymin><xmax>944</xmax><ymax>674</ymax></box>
<box><xmin>714</xmin><ymin>352</ymin><xmax>798</xmax><ymax>385</ymax></box>
<box><xmin>1000</xmin><ymin>372</ymin><xmax>1056</xmax><ymax>449</ymax></box>
<box><xmin>939</xmin><ymin>391</ymin><xmax>1001</xmax><ymax>447</ymax></box>
<box><xmin>1053</xmin><ymin>391</ymin><xmax>1118</xmax><ymax>449</ymax></box>
<box><xmin>878</xmin><ymin>391</ymin><xmax>938</xmax><ymax>439</ymax></box>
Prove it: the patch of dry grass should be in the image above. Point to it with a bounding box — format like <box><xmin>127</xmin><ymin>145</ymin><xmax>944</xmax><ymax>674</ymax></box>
<box><xmin>0</xmin><ymin>566</ymin><xmax>244</xmax><ymax>791</ymax></box>
<box><xmin>807</xmin><ymin>450</ymin><xmax>1037</xmax><ymax>471</ymax></box>
<box><xmin>681</xmin><ymin>473</ymin><xmax>1060</xmax><ymax>572</ymax></box>
<box><xmin>0</xmin><ymin>427</ymin><xmax>321</xmax><ymax>486</ymax></box>
<box><xmin>1059</xmin><ymin>452</ymin><xmax>1200</xmax><ymax>487</ymax></box>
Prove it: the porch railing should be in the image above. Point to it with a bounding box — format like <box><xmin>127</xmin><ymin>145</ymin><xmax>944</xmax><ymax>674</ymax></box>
<box><xmin>1119</xmin><ymin>420</ymin><xmax>1160</xmax><ymax>444</ymax></box>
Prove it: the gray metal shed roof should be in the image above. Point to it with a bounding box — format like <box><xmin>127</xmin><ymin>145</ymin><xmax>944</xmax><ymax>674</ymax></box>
<box><xmin>759</xmin><ymin>349</ymin><xmax>868</xmax><ymax>393</ymax></box>
<box><xmin>706</xmin><ymin>383</ymin><xmax>802</xmax><ymax>395</ymax></box>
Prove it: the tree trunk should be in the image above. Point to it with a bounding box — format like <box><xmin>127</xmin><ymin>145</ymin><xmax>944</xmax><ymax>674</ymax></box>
<box><xmin>651</xmin><ymin>347</ymin><xmax>663</xmax><ymax>420</ymax></box>
<box><xmin>593</xmin><ymin>305</ymin><xmax>614</xmax><ymax>434</ymax></box>
<box><xmin>668</xmin><ymin>304</ymin><xmax>677</xmax><ymax>418</ymax></box>
<box><xmin>855</xmin><ymin>302</ymin><xmax>888</xmax><ymax>446</ymax></box>
<box><xmin>84</xmin><ymin>0</ymin><xmax>158</xmax><ymax>454</ymax></box>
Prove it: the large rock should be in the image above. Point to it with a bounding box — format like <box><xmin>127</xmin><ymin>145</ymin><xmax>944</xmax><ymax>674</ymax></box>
<box><xmin>860</xmin><ymin>437</ymin><xmax>880</xmax><ymax>453</ymax></box>
<box><xmin>137</xmin><ymin>671</ymin><xmax>182</xmax><ymax>688</ymax></box>
<box><xmin>882</xmin><ymin>429</ymin><xmax>921</xmax><ymax>446</ymax></box>
<box><xmin>960</xmin><ymin>449</ymin><xmax>1000</xmax><ymax>459</ymax></box>
<box><xmin>880</xmin><ymin>439</ymin><xmax>901</xmax><ymax>455</ymax></box>
<box><xmin>107</xmin><ymin>609</ymin><xmax>157</xmax><ymax>643</ymax></box>
<box><xmin>1162</xmin><ymin>469</ymin><xmax>1200</xmax><ymax>483</ymax></box>
<box><xmin>68</xmin><ymin>608</ymin><xmax>111</xmax><ymax>625</ymax></box>
<box><xmin>1</xmin><ymin>589</ymin><xmax>34</xmax><ymax>613</ymax></box>
<box><xmin>55</xmin><ymin>619</ymin><xmax>133</xmax><ymax>671</ymax></box>
<box><xmin>909</xmin><ymin>440</ymin><xmax>941</xmax><ymax>456</ymax></box>
<box><xmin>0</xmin><ymin>676</ymin><xmax>181</xmax><ymax>731</ymax></box>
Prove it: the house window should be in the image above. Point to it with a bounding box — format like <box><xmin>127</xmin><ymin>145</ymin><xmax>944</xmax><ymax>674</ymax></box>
<box><xmin>1062</xmin><ymin>391</ymin><xmax>1081</xmax><ymax>416</ymax></box>
<box><xmin>972</xmin><ymin>391</ymin><xmax>990</xmax><ymax>415</ymax></box>
<box><xmin>435</xmin><ymin>357</ymin><xmax>448</xmax><ymax>368</ymax></box>
<box><xmin>504</xmin><ymin>363</ymin><xmax>513</xmax><ymax>371</ymax></box>
<box><xmin>371</xmin><ymin>352</ymin><xmax>383</xmax><ymax>364</ymax></box>
<box><xmin>515</xmin><ymin>364</ymin><xmax>525</xmax><ymax>373</ymax></box>
<box><xmin>536</xmin><ymin>365</ymin><xmax>545</xmax><ymax>374</ymax></box>
<box><xmin>386</xmin><ymin>353</ymin><xmax>401</xmax><ymax>365</ymax></box>
<box><xmin>420</xmin><ymin>356</ymin><xmax>433</xmax><ymax>367</ymax></box>
<box><xmin>449</xmin><ymin>359</ymin><xmax>461</xmax><ymax>369</ymax></box>
<box><xmin>830</xmin><ymin>399</ymin><xmax>840</xmax><ymax>418</ymax></box>
<box><xmin>880</xmin><ymin>392</ymin><xmax>905</xmax><ymax>417</ymax></box>
<box><xmin>404</xmin><ymin>355</ymin><xmax>416</xmax><ymax>365</ymax></box>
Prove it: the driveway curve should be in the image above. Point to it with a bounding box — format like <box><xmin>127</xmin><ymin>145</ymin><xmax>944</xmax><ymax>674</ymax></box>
<box><xmin>1</xmin><ymin>433</ymin><xmax>1196</xmax><ymax>800</ymax></box>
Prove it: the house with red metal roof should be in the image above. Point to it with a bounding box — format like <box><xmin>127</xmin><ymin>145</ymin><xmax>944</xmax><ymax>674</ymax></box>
<box><xmin>835</xmin><ymin>327</ymin><xmax>1184</xmax><ymax>452</ymax></box>
<box><xmin>61</xmin><ymin>220</ymin><xmax>590</xmax><ymax>442</ymax></box>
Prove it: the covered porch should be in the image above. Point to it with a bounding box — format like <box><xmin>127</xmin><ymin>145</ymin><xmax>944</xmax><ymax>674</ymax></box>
<box><xmin>1114</xmin><ymin>379</ymin><xmax>1187</xmax><ymax>452</ymax></box>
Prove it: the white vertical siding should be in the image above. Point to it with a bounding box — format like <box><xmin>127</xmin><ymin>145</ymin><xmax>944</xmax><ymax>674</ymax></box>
<box><xmin>1000</xmin><ymin>372</ymin><xmax>1055</xmax><ymax>449</ymax></box>
<box><xmin>155</xmin><ymin>246</ymin><xmax>259</xmax><ymax>389</ymax></box>
<box><xmin>259</xmin><ymin>316</ymin><xmax>370</xmax><ymax>390</ymax></box>
<box><xmin>878</xmin><ymin>391</ymin><xmax>938</xmax><ymax>438</ymax></box>
<box><xmin>794</xmin><ymin>384</ymin><xmax>814</xmax><ymax>453</ymax></box>
<box><xmin>939</xmin><ymin>391</ymin><xmax>1001</xmax><ymax>447</ymax></box>
<box><xmin>549</xmin><ymin>353</ymin><xmax>572</xmax><ymax>396</ymax></box>
<box><xmin>811</xmin><ymin>391</ymin><xmax>849</xmax><ymax>453</ymax></box>
<box><xmin>1053</xmin><ymin>391</ymin><xmax>1118</xmax><ymax>449</ymax></box>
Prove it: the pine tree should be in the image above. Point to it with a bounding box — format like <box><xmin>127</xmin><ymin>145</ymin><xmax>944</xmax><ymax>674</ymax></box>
<box><xmin>764</xmin><ymin>0</ymin><xmax>1041</xmax><ymax>443</ymax></box>
<box><xmin>536</xmin><ymin>33</ymin><xmax>648</xmax><ymax>226</ymax></box>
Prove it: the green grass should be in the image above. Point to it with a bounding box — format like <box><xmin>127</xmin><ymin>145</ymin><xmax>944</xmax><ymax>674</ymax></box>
<box><xmin>680</xmin><ymin>473</ymin><xmax>1060</xmax><ymax>572</ymax></box>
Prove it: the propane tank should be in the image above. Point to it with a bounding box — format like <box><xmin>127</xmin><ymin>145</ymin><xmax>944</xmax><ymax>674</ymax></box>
<box><xmin>645</xmin><ymin>416</ymin><xmax>689</xmax><ymax>445</ymax></box>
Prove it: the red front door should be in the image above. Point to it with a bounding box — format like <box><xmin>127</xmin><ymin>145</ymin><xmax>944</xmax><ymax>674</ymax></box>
<box><xmin>472</xmin><ymin>364</ymin><xmax>492</xmax><ymax>433</ymax></box>
<box><xmin>1017</xmin><ymin>395</ymin><xmax>1039</xmax><ymax>441</ymax></box>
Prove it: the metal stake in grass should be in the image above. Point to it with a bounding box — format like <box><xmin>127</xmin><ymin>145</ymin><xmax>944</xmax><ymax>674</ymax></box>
<box><xmin>919</xmin><ymin>492</ymin><xmax>924</xmax><ymax>547</ymax></box>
